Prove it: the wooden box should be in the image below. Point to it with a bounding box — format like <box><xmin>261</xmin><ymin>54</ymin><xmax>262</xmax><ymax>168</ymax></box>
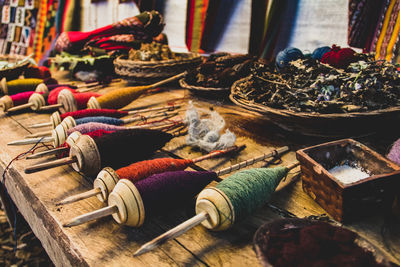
<box><xmin>296</xmin><ymin>139</ymin><xmax>400</xmax><ymax>222</ymax></box>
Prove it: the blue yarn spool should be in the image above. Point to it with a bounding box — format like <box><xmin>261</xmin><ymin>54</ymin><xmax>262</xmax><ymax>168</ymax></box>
<box><xmin>311</xmin><ymin>46</ymin><xmax>331</xmax><ymax>61</ymax></box>
<box><xmin>75</xmin><ymin>116</ymin><xmax>124</xmax><ymax>126</ymax></box>
<box><xmin>275</xmin><ymin>47</ymin><xmax>304</xmax><ymax>69</ymax></box>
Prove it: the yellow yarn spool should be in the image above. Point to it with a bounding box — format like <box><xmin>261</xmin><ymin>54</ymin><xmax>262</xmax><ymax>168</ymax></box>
<box><xmin>1</xmin><ymin>78</ymin><xmax>43</xmax><ymax>95</ymax></box>
<box><xmin>87</xmin><ymin>72</ymin><xmax>187</xmax><ymax>110</ymax></box>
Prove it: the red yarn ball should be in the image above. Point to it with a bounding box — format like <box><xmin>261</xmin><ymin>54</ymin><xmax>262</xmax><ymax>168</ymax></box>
<box><xmin>321</xmin><ymin>45</ymin><xmax>357</xmax><ymax>69</ymax></box>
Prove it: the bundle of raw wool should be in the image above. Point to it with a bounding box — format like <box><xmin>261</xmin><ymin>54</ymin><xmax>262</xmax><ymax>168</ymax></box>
<box><xmin>185</xmin><ymin>101</ymin><xmax>236</xmax><ymax>152</ymax></box>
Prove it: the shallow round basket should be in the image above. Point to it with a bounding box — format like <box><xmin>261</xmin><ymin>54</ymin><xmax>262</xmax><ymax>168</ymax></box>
<box><xmin>114</xmin><ymin>53</ymin><xmax>202</xmax><ymax>84</ymax></box>
<box><xmin>230</xmin><ymin>77</ymin><xmax>400</xmax><ymax>137</ymax></box>
<box><xmin>179</xmin><ymin>78</ymin><xmax>230</xmax><ymax>97</ymax></box>
<box><xmin>253</xmin><ymin>218</ymin><xmax>392</xmax><ymax>267</ymax></box>
<box><xmin>0</xmin><ymin>54</ymin><xmax>30</xmax><ymax>81</ymax></box>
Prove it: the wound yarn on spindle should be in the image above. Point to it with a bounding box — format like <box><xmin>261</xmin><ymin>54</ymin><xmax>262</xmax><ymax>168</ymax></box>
<box><xmin>74</xmin><ymin>92</ymin><xmax>101</xmax><ymax>109</ymax></box>
<box><xmin>92</xmin><ymin>85</ymin><xmax>148</xmax><ymax>109</ymax></box>
<box><xmin>4</xmin><ymin>78</ymin><xmax>44</xmax><ymax>95</ymax></box>
<box><xmin>185</xmin><ymin>101</ymin><xmax>236</xmax><ymax>152</ymax></box>
<box><xmin>47</xmin><ymin>84</ymin><xmax>78</xmax><ymax>91</ymax></box>
<box><xmin>216</xmin><ymin>167</ymin><xmax>288</xmax><ymax>222</ymax></box>
<box><xmin>94</xmin><ymin>129</ymin><xmax>173</xmax><ymax>169</ymax></box>
<box><xmin>135</xmin><ymin>171</ymin><xmax>216</xmax><ymax>217</ymax></box>
<box><xmin>10</xmin><ymin>91</ymin><xmax>35</xmax><ymax>106</ymax></box>
<box><xmin>116</xmin><ymin>158</ymin><xmax>193</xmax><ymax>182</ymax></box>
<box><xmin>60</xmin><ymin>109</ymin><xmax>128</xmax><ymax>120</ymax></box>
<box><xmin>387</xmin><ymin>138</ymin><xmax>400</xmax><ymax>165</ymax></box>
<box><xmin>75</xmin><ymin>116</ymin><xmax>126</xmax><ymax>126</ymax></box>
<box><xmin>47</xmin><ymin>87</ymin><xmax>76</xmax><ymax>105</ymax></box>
<box><xmin>66</xmin><ymin>122</ymin><xmax>127</xmax><ymax>136</ymax></box>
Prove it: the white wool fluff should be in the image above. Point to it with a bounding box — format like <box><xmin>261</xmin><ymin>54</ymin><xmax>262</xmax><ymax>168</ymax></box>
<box><xmin>185</xmin><ymin>101</ymin><xmax>236</xmax><ymax>152</ymax></box>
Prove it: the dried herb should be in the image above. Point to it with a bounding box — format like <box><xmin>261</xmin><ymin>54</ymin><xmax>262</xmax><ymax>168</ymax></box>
<box><xmin>235</xmin><ymin>54</ymin><xmax>400</xmax><ymax>113</ymax></box>
<box><xmin>186</xmin><ymin>53</ymin><xmax>256</xmax><ymax>88</ymax></box>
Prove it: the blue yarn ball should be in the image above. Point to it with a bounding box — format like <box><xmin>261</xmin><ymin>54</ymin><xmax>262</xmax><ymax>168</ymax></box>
<box><xmin>76</xmin><ymin>116</ymin><xmax>124</xmax><ymax>126</ymax></box>
<box><xmin>275</xmin><ymin>47</ymin><xmax>304</xmax><ymax>69</ymax></box>
<box><xmin>311</xmin><ymin>46</ymin><xmax>331</xmax><ymax>61</ymax></box>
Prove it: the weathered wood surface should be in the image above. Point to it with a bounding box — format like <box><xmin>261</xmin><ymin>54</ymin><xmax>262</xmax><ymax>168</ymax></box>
<box><xmin>1</xmin><ymin>75</ymin><xmax>400</xmax><ymax>266</ymax></box>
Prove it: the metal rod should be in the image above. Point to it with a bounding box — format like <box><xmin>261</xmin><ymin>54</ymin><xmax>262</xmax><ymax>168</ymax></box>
<box><xmin>24</xmin><ymin>156</ymin><xmax>77</xmax><ymax>174</ymax></box>
<box><xmin>63</xmin><ymin>205</ymin><xmax>118</xmax><ymax>227</ymax></box>
<box><xmin>57</xmin><ymin>188</ymin><xmax>102</xmax><ymax>206</ymax></box>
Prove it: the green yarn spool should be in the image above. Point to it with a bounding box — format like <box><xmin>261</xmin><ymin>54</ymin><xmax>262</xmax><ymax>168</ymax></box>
<box><xmin>216</xmin><ymin>167</ymin><xmax>289</xmax><ymax>221</ymax></box>
<box><xmin>1</xmin><ymin>78</ymin><xmax>43</xmax><ymax>95</ymax></box>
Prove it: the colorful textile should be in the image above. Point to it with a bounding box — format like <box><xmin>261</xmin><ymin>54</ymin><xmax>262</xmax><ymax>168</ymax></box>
<box><xmin>54</xmin><ymin>10</ymin><xmax>164</xmax><ymax>53</ymax></box>
<box><xmin>369</xmin><ymin>0</ymin><xmax>400</xmax><ymax>63</ymax></box>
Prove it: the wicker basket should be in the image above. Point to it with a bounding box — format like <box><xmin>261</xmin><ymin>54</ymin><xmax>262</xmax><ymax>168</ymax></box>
<box><xmin>179</xmin><ymin>78</ymin><xmax>230</xmax><ymax>97</ymax></box>
<box><xmin>230</xmin><ymin>77</ymin><xmax>400</xmax><ymax>137</ymax></box>
<box><xmin>0</xmin><ymin>54</ymin><xmax>30</xmax><ymax>81</ymax></box>
<box><xmin>114</xmin><ymin>53</ymin><xmax>202</xmax><ymax>84</ymax></box>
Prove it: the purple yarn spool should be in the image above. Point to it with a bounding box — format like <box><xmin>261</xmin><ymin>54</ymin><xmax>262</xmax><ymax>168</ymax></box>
<box><xmin>75</xmin><ymin>116</ymin><xmax>125</xmax><ymax>126</ymax></box>
<box><xmin>67</xmin><ymin>122</ymin><xmax>126</xmax><ymax>135</ymax></box>
<box><xmin>387</xmin><ymin>139</ymin><xmax>400</xmax><ymax>165</ymax></box>
<box><xmin>135</xmin><ymin>171</ymin><xmax>217</xmax><ymax>217</ymax></box>
<box><xmin>93</xmin><ymin>129</ymin><xmax>173</xmax><ymax>169</ymax></box>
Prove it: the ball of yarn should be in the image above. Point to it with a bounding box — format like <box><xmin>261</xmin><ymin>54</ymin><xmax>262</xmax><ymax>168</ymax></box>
<box><xmin>321</xmin><ymin>45</ymin><xmax>357</xmax><ymax>69</ymax></box>
<box><xmin>311</xmin><ymin>46</ymin><xmax>331</xmax><ymax>61</ymax></box>
<box><xmin>275</xmin><ymin>47</ymin><xmax>304</xmax><ymax>69</ymax></box>
<box><xmin>387</xmin><ymin>138</ymin><xmax>400</xmax><ymax>165</ymax></box>
<box><xmin>24</xmin><ymin>66</ymin><xmax>51</xmax><ymax>79</ymax></box>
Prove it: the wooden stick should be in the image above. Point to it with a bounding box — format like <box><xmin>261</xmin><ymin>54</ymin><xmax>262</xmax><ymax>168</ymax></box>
<box><xmin>134</xmin><ymin>211</ymin><xmax>208</xmax><ymax>256</ymax></box>
<box><xmin>148</xmin><ymin>72</ymin><xmax>187</xmax><ymax>89</ymax></box>
<box><xmin>25</xmin><ymin>130</ymin><xmax>52</xmax><ymax>138</ymax></box>
<box><xmin>57</xmin><ymin>188</ymin><xmax>102</xmax><ymax>206</ymax></box>
<box><xmin>122</xmin><ymin>111</ymin><xmax>178</xmax><ymax>124</ymax></box>
<box><xmin>63</xmin><ymin>205</ymin><xmax>118</xmax><ymax>227</ymax></box>
<box><xmin>24</xmin><ymin>156</ymin><xmax>77</xmax><ymax>174</ymax></box>
<box><xmin>7</xmin><ymin>102</ymin><xmax>34</xmax><ymax>112</ymax></box>
<box><xmin>124</xmin><ymin>104</ymin><xmax>181</xmax><ymax>114</ymax></box>
<box><xmin>28</xmin><ymin>121</ymin><xmax>52</xmax><ymax>128</ymax></box>
<box><xmin>215</xmin><ymin>146</ymin><xmax>289</xmax><ymax>176</ymax></box>
<box><xmin>25</xmin><ymin>147</ymin><xmax>69</xmax><ymax>160</ymax></box>
<box><xmin>191</xmin><ymin>145</ymin><xmax>244</xmax><ymax>163</ymax></box>
<box><xmin>7</xmin><ymin>136</ymin><xmax>53</xmax><ymax>146</ymax></box>
<box><xmin>39</xmin><ymin>103</ymin><xmax>63</xmax><ymax>111</ymax></box>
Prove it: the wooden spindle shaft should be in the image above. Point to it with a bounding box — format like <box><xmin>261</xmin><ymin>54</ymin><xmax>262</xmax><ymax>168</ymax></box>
<box><xmin>7</xmin><ymin>136</ymin><xmax>54</xmax><ymax>146</ymax></box>
<box><xmin>191</xmin><ymin>145</ymin><xmax>244</xmax><ymax>163</ymax></box>
<box><xmin>134</xmin><ymin>211</ymin><xmax>208</xmax><ymax>257</ymax></box>
<box><xmin>57</xmin><ymin>188</ymin><xmax>102</xmax><ymax>206</ymax></box>
<box><xmin>24</xmin><ymin>156</ymin><xmax>77</xmax><ymax>174</ymax></box>
<box><xmin>215</xmin><ymin>146</ymin><xmax>289</xmax><ymax>176</ymax></box>
<box><xmin>39</xmin><ymin>103</ymin><xmax>63</xmax><ymax>111</ymax></box>
<box><xmin>125</xmin><ymin>104</ymin><xmax>181</xmax><ymax>114</ymax></box>
<box><xmin>29</xmin><ymin>121</ymin><xmax>52</xmax><ymax>128</ymax></box>
<box><xmin>25</xmin><ymin>130</ymin><xmax>52</xmax><ymax>138</ymax></box>
<box><xmin>63</xmin><ymin>205</ymin><xmax>118</xmax><ymax>227</ymax></box>
<box><xmin>26</xmin><ymin>147</ymin><xmax>69</xmax><ymax>160</ymax></box>
<box><xmin>7</xmin><ymin>102</ymin><xmax>34</xmax><ymax>112</ymax></box>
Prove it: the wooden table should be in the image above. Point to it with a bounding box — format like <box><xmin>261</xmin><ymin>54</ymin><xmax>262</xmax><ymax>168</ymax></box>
<box><xmin>1</xmin><ymin>78</ymin><xmax>400</xmax><ymax>266</ymax></box>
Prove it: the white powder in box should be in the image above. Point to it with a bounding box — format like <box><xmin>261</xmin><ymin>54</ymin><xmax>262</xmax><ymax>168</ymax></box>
<box><xmin>328</xmin><ymin>164</ymin><xmax>370</xmax><ymax>185</ymax></box>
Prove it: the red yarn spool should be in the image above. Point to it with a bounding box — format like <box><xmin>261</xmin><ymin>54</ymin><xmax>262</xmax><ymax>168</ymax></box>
<box><xmin>24</xmin><ymin>66</ymin><xmax>52</xmax><ymax>79</ymax></box>
<box><xmin>74</xmin><ymin>92</ymin><xmax>101</xmax><ymax>109</ymax></box>
<box><xmin>60</xmin><ymin>109</ymin><xmax>127</xmax><ymax>120</ymax></box>
<box><xmin>10</xmin><ymin>91</ymin><xmax>35</xmax><ymax>106</ymax></box>
<box><xmin>47</xmin><ymin>87</ymin><xmax>76</xmax><ymax>105</ymax></box>
<box><xmin>321</xmin><ymin>45</ymin><xmax>357</xmax><ymax>69</ymax></box>
<box><xmin>116</xmin><ymin>158</ymin><xmax>193</xmax><ymax>183</ymax></box>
